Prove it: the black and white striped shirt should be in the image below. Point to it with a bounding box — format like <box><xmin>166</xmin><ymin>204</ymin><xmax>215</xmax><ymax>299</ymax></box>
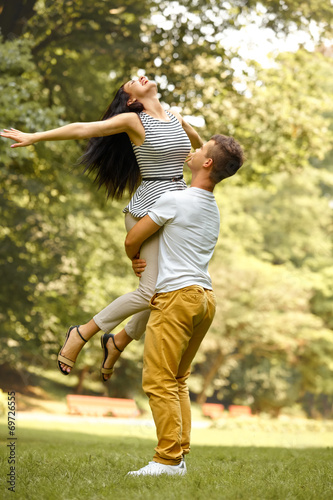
<box><xmin>123</xmin><ymin>111</ymin><xmax>191</xmax><ymax>218</ymax></box>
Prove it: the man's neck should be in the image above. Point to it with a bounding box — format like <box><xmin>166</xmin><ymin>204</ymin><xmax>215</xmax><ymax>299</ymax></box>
<box><xmin>190</xmin><ymin>173</ymin><xmax>214</xmax><ymax>192</ymax></box>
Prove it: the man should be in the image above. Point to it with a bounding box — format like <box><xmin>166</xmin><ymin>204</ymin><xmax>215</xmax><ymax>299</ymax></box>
<box><xmin>124</xmin><ymin>134</ymin><xmax>245</xmax><ymax>476</ymax></box>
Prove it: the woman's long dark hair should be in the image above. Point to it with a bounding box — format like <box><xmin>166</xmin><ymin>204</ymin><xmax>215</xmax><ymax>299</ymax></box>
<box><xmin>79</xmin><ymin>85</ymin><xmax>144</xmax><ymax>199</ymax></box>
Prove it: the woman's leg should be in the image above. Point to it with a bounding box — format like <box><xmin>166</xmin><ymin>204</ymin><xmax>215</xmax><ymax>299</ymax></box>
<box><xmin>98</xmin><ymin>309</ymin><xmax>151</xmax><ymax>381</ymax></box>
<box><xmin>59</xmin><ymin>213</ymin><xmax>159</xmax><ymax>373</ymax></box>
<box><xmin>93</xmin><ymin>213</ymin><xmax>159</xmax><ymax>333</ymax></box>
<box><xmin>94</xmin><ymin>213</ymin><xmax>159</xmax><ymax>378</ymax></box>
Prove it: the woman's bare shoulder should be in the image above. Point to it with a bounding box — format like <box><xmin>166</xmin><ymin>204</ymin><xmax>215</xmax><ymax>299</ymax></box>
<box><xmin>168</xmin><ymin>108</ymin><xmax>183</xmax><ymax>123</ymax></box>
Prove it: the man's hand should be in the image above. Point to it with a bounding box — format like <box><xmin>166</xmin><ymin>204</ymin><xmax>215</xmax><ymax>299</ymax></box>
<box><xmin>132</xmin><ymin>254</ymin><xmax>147</xmax><ymax>278</ymax></box>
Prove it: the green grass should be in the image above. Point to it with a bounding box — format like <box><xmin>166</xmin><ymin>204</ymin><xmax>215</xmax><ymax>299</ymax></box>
<box><xmin>0</xmin><ymin>418</ymin><xmax>332</xmax><ymax>500</ymax></box>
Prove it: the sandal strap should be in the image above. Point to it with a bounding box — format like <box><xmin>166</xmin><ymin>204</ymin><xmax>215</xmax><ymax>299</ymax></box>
<box><xmin>76</xmin><ymin>325</ymin><xmax>87</xmax><ymax>343</ymax></box>
<box><xmin>101</xmin><ymin>367</ymin><xmax>114</xmax><ymax>375</ymax></box>
<box><xmin>111</xmin><ymin>334</ymin><xmax>123</xmax><ymax>353</ymax></box>
<box><xmin>58</xmin><ymin>354</ymin><xmax>75</xmax><ymax>367</ymax></box>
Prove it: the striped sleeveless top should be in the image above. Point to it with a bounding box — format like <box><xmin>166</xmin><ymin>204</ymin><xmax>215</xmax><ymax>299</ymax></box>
<box><xmin>123</xmin><ymin>111</ymin><xmax>191</xmax><ymax>218</ymax></box>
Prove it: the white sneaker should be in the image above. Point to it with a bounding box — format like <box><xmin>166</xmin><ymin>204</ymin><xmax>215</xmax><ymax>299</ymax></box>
<box><xmin>127</xmin><ymin>459</ymin><xmax>187</xmax><ymax>477</ymax></box>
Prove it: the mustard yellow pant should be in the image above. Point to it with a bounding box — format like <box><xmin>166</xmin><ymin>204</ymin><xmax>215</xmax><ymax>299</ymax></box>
<box><xmin>142</xmin><ymin>285</ymin><xmax>216</xmax><ymax>465</ymax></box>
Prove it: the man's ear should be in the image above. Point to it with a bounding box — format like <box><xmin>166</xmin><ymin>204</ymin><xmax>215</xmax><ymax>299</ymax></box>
<box><xmin>203</xmin><ymin>158</ymin><xmax>213</xmax><ymax>168</ymax></box>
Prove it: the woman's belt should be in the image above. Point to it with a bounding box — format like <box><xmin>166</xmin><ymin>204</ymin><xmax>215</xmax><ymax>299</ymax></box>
<box><xmin>142</xmin><ymin>175</ymin><xmax>183</xmax><ymax>182</ymax></box>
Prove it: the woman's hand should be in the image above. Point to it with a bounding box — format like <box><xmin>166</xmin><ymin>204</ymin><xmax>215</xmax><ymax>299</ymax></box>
<box><xmin>1</xmin><ymin>128</ymin><xmax>36</xmax><ymax>148</ymax></box>
<box><xmin>132</xmin><ymin>253</ymin><xmax>147</xmax><ymax>278</ymax></box>
<box><xmin>185</xmin><ymin>152</ymin><xmax>194</xmax><ymax>163</ymax></box>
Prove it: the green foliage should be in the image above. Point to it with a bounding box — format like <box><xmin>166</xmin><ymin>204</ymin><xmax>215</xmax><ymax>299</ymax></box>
<box><xmin>217</xmin><ymin>169</ymin><xmax>333</xmax><ymax>268</ymax></box>
<box><xmin>0</xmin><ymin>36</ymin><xmax>70</xmax><ymax>367</ymax></box>
<box><xmin>188</xmin><ymin>50</ymin><xmax>333</xmax><ymax>184</ymax></box>
<box><xmin>22</xmin><ymin>0</ymin><xmax>152</xmax><ymax>121</ymax></box>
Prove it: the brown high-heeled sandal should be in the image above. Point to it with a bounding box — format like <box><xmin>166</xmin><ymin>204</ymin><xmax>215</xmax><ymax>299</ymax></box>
<box><xmin>57</xmin><ymin>325</ymin><xmax>87</xmax><ymax>375</ymax></box>
<box><xmin>100</xmin><ymin>333</ymin><xmax>123</xmax><ymax>382</ymax></box>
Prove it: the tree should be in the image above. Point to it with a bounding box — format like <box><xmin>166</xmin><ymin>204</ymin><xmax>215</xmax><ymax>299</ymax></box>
<box><xmin>0</xmin><ymin>0</ymin><xmax>36</xmax><ymax>39</ymax></box>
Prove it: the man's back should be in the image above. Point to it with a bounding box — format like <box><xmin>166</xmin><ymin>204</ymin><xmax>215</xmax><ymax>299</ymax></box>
<box><xmin>148</xmin><ymin>187</ymin><xmax>220</xmax><ymax>293</ymax></box>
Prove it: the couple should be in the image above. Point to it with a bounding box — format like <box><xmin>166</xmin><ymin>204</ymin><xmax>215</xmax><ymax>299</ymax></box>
<box><xmin>1</xmin><ymin>75</ymin><xmax>244</xmax><ymax>476</ymax></box>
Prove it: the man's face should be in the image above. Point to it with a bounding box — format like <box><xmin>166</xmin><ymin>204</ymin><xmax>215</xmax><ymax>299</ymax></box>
<box><xmin>186</xmin><ymin>140</ymin><xmax>214</xmax><ymax>171</ymax></box>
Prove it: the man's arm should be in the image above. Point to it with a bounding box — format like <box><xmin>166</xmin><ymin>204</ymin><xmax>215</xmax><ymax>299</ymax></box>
<box><xmin>125</xmin><ymin>215</ymin><xmax>161</xmax><ymax>260</ymax></box>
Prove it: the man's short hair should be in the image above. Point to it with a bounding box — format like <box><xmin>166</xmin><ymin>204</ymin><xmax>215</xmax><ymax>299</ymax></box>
<box><xmin>208</xmin><ymin>134</ymin><xmax>245</xmax><ymax>184</ymax></box>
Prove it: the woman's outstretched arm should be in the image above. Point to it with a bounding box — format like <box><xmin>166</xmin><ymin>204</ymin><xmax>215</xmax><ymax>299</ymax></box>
<box><xmin>1</xmin><ymin>113</ymin><xmax>143</xmax><ymax>148</ymax></box>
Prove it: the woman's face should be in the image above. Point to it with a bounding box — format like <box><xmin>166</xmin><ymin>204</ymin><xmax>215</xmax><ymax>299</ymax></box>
<box><xmin>123</xmin><ymin>76</ymin><xmax>157</xmax><ymax>100</ymax></box>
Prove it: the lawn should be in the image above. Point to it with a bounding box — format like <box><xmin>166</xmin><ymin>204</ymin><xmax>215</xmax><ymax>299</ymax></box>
<box><xmin>0</xmin><ymin>415</ymin><xmax>332</xmax><ymax>500</ymax></box>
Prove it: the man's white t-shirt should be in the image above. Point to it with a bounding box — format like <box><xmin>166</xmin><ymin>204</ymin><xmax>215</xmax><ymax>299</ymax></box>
<box><xmin>148</xmin><ymin>187</ymin><xmax>220</xmax><ymax>293</ymax></box>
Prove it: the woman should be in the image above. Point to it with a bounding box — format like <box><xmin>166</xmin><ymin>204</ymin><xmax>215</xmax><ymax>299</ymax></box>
<box><xmin>1</xmin><ymin>75</ymin><xmax>203</xmax><ymax>381</ymax></box>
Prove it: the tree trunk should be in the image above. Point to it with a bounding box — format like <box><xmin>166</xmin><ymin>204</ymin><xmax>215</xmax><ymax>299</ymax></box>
<box><xmin>0</xmin><ymin>0</ymin><xmax>37</xmax><ymax>40</ymax></box>
<box><xmin>196</xmin><ymin>350</ymin><xmax>225</xmax><ymax>405</ymax></box>
<box><xmin>76</xmin><ymin>365</ymin><xmax>90</xmax><ymax>394</ymax></box>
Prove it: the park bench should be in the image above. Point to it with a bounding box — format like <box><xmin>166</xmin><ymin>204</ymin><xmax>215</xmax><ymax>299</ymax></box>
<box><xmin>228</xmin><ymin>405</ymin><xmax>252</xmax><ymax>417</ymax></box>
<box><xmin>202</xmin><ymin>403</ymin><xmax>252</xmax><ymax>419</ymax></box>
<box><xmin>66</xmin><ymin>395</ymin><xmax>140</xmax><ymax>418</ymax></box>
<box><xmin>202</xmin><ymin>403</ymin><xmax>225</xmax><ymax>419</ymax></box>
